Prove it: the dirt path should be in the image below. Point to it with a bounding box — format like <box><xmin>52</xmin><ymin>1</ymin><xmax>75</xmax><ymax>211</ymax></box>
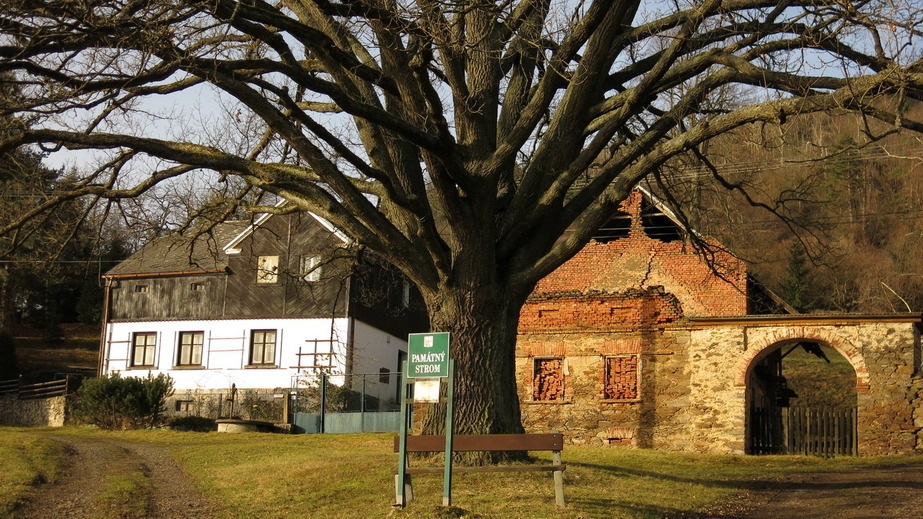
<box><xmin>693</xmin><ymin>462</ymin><xmax>923</xmax><ymax>518</ymax></box>
<box><xmin>13</xmin><ymin>436</ymin><xmax>216</xmax><ymax>519</ymax></box>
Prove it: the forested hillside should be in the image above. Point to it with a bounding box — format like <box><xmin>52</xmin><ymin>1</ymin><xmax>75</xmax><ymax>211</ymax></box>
<box><xmin>660</xmin><ymin>102</ymin><xmax>923</xmax><ymax>313</ymax></box>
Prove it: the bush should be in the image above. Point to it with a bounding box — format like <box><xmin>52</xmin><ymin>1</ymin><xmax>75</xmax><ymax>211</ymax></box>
<box><xmin>75</xmin><ymin>373</ymin><xmax>174</xmax><ymax>430</ymax></box>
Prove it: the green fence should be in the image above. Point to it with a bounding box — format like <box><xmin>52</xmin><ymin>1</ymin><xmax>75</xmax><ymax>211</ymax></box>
<box><xmin>291</xmin><ymin>372</ymin><xmax>403</xmax><ymax>434</ymax></box>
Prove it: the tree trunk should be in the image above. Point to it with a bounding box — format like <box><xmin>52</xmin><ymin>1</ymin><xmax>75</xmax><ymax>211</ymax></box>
<box><xmin>419</xmin><ymin>281</ymin><xmax>528</xmax><ymax>463</ymax></box>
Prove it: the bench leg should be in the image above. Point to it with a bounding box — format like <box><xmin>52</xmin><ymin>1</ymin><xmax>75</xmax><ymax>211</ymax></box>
<box><xmin>553</xmin><ymin>469</ymin><xmax>565</xmax><ymax>507</ymax></box>
<box><xmin>553</xmin><ymin>450</ymin><xmax>565</xmax><ymax>507</ymax></box>
<box><xmin>394</xmin><ymin>473</ymin><xmax>414</xmax><ymax>507</ymax></box>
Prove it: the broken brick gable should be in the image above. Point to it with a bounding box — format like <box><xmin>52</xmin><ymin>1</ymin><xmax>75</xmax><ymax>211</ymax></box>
<box><xmin>532</xmin><ymin>191</ymin><xmax>748</xmax><ymax>317</ymax></box>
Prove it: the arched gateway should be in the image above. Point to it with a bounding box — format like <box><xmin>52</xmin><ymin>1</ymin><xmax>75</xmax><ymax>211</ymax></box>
<box><xmin>735</xmin><ymin>327</ymin><xmax>865</xmax><ymax>455</ymax></box>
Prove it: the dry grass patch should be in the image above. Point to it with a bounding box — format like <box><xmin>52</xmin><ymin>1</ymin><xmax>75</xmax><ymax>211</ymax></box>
<box><xmin>0</xmin><ymin>428</ymin><xmax>68</xmax><ymax>517</ymax></box>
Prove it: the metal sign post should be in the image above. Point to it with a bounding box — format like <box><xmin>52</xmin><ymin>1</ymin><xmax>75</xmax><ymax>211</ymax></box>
<box><xmin>442</xmin><ymin>358</ymin><xmax>455</xmax><ymax>507</ymax></box>
<box><xmin>396</xmin><ymin>332</ymin><xmax>454</xmax><ymax>508</ymax></box>
<box><xmin>395</xmin><ymin>360</ymin><xmax>411</xmax><ymax>508</ymax></box>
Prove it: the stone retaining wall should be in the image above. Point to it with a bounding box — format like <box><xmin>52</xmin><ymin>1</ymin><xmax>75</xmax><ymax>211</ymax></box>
<box><xmin>0</xmin><ymin>394</ymin><xmax>67</xmax><ymax>427</ymax></box>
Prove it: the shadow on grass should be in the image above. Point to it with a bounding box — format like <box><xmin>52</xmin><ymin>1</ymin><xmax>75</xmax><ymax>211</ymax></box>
<box><xmin>566</xmin><ymin>460</ymin><xmax>781</xmax><ymax>491</ymax></box>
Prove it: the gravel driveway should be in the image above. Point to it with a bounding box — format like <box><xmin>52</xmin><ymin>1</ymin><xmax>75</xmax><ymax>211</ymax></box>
<box><xmin>13</xmin><ymin>435</ymin><xmax>216</xmax><ymax>519</ymax></box>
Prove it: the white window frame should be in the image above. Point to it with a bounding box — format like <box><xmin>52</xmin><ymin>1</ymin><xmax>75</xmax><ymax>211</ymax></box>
<box><xmin>301</xmin><ymin>254</ymin><xmax>322</xmax><ymax>282</ymax></box>
<box><xmin>401</xmin><ymin>281</ymin><xmax>411</xmax><ymax>308</ymax></box>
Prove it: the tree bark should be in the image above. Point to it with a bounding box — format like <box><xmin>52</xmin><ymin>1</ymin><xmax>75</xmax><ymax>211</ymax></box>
<box><xmin>419</xmin><ymin>280</ymin><xmax>529</xmax><ymax>463</ymax></box>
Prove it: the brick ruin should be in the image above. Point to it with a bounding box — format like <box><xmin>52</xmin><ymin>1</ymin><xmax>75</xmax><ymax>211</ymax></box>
<box><xmin>516</xmin><ymin>190</ymin><xmax>923</xmax><ymax>455</ymax></box>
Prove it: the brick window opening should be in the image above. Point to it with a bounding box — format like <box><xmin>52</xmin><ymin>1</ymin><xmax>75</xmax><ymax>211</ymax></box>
<box><xmin>604</xmin><ymin>355</ymin><xmax>639</xmax><ymax>400</ymax></box>
<box><xmin>641</xmin><ymin>198</ymin><xmax>683</xmax><ymax>242</ymax></box>
<box><xmin>606</xmin><ymin>427</ymin><xmax>635</xmax><ymax>446</ymax></box>
<box><xmin>533</xmin><ymin>358</ymin><xmax>564</xmax><ymax>401</ymax></box>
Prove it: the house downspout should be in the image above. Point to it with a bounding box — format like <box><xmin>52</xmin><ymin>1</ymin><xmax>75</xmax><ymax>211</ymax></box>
<box><xmin>97</xmin><ymin>278</ymin><xmax>113</xmax><ymax>377</ymax></box>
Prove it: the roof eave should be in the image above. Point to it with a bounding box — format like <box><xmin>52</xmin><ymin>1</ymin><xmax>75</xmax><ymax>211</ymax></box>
<box><xmin>103</xmin><ymin>268</ymin><xmax>229</xmax><ymax>280</ymax></box>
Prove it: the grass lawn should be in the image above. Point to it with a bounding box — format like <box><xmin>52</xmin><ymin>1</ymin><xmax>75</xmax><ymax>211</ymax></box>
<box><xmin>2</xmin><ymin>427</ymin><xmax>922</xmax><ymax>518</ymax></box>
<box><xmin>0</xmin><ymin>429</ymin><xmax>67</xmax><ymax>517</ymax></box>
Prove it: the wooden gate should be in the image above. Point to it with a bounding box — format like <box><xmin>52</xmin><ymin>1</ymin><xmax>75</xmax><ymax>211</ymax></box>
<box><xmin>784</xmin><ymin>407</ymin><xmax>857</xmax><ymax>456</ymax></box>
<box><xmin>749</xmin><ymin>406</ymin><xmax>857</xmax><ymax>456</ymax></box>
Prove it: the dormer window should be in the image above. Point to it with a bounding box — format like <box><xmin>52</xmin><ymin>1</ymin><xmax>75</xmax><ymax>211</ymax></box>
<box><xmin>257</xmin><ymin>255</ymin><xmax>279</xmax><ymax>284</ymax></box>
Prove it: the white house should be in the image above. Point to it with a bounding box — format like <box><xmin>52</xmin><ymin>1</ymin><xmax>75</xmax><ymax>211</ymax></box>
<box><xmin>98</xmin><ymin>211</ymin><xmax>427</xmax><ymax>419</ymax></box>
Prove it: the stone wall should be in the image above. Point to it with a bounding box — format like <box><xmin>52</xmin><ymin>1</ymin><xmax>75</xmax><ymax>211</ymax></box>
<box><xmin>0</xmin><ymin>394</ymin><xmax>67</xmax><ymax>427</ymax></box>
<box><xmin>913</xmin><ymin>378</ymin><xmax>923</xmax><ymax>450</ymax></box>
<box><xmin>517</xmin><ymin>318</ymin><xmax>923</xmax><ymax>455</ymax></box>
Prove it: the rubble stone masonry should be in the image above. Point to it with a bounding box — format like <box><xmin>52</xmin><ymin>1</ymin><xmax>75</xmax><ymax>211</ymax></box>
<box><xmin>0</xmin><ymin>394</ymin><xmax>66</xmax><ymax>427</ymax></box>
<box><xmin>517</xmin><ymin>316</ymin><xmax>923</xmax><ymax>455</ymax></box>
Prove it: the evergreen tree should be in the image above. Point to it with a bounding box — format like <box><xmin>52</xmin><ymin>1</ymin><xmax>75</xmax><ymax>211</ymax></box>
<box><xmin>778</xmin><ymin>243</ymin><xmax>815</xmax><ymax>313</ymax></box>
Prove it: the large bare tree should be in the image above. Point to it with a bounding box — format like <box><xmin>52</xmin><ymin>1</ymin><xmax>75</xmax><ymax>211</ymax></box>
<box><xmin>2</xmin><ymin>0</ymin><xmax>922</xmax><ymax>438</ymax></box>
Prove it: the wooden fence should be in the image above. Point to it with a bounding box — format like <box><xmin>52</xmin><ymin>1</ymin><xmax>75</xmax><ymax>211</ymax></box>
<box><xmin>0</xmin><ymin>377</ymin><xmax>72</xmax><ymax>399</ymax></box>
<box><xmin>749</xmin><ymin>406</ymin><xmax>857</xmax><ymax>456</ymax></box>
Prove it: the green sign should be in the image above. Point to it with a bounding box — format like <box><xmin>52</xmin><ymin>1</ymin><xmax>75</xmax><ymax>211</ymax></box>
<box><xmin>407</xmin><ymin>332</ymin><xmax>450</xmax><ymax>378</ymax></box>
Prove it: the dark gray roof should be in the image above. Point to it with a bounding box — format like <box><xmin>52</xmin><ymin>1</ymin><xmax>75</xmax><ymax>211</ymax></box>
<box><xmin>105</xmin><ymin>221</ymin><xmax>249</xmax><ymax>278</ymax></box>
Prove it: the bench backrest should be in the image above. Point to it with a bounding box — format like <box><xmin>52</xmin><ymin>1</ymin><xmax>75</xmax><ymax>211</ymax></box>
<box><xmin>394</xmin><ymin>433</ymin><xmax>563</xmax><ymax>453</ymax></box>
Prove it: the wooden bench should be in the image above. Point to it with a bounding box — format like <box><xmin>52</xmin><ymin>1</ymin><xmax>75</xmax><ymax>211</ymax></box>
<box><xmin>394</xmin><ymin>432</ymin><xmax>565</xmax><ymax>507</ymax></box>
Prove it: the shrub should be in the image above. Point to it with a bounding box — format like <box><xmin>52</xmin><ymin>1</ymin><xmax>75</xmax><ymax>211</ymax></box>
<box><xmin>76</xmin><ymin>373</ymin><xmax>174</xmax><ymax>430</ymax></box>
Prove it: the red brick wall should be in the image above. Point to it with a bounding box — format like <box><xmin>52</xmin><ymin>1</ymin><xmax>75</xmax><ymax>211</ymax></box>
<box><xmin>520</xmin><ymin>290</ymin><xmax>682</xmax><ymax>332</ymax></box>
<box><xmin>531</xmin><ymin>191</ymin><xmax>748</xmax><ymax>317</ymax></box>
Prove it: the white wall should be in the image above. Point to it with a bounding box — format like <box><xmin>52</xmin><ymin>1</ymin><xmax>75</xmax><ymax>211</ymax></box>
<box><xmin>103</xmin><ymin>318</ymin><xmax>350</xmax><ymax>390</ymax></box>
<box><xmin>348</xmin><ymin>320</ymin><xmax>409</xmax><ymax>405</ymax></box>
